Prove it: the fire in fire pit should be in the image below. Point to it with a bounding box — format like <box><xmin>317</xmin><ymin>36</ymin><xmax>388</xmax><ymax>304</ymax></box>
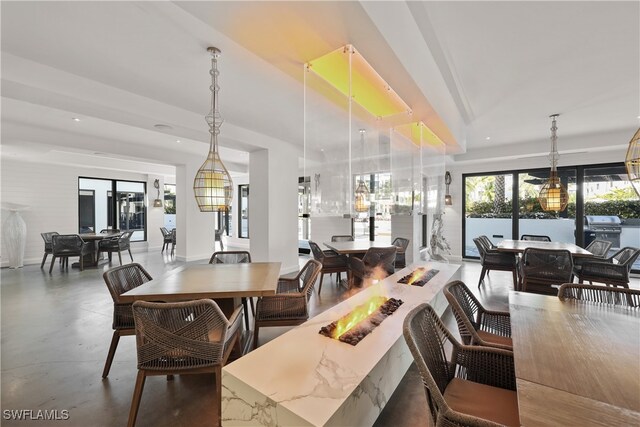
<box><xmin>397</xmin><ymin>267</ymin><xmax>439</xmax><ymax>287</ymax></box>
<box><xmin>319</xmin><ymin>297</ymin><xmax>403</xmax><ymax>346</ymax></box>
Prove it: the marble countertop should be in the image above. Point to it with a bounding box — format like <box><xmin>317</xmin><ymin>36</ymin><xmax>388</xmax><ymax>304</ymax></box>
<box><xmin>222</xmin><ymin>261</ymin><xmax>460</xmax><ymax>426</ymax></box>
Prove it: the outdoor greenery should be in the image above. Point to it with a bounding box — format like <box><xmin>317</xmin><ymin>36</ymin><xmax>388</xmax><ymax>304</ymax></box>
<box><xmin>467</xmin><ymin>198</ymin><xmax>639</xmax><ymax>219</ymax></box>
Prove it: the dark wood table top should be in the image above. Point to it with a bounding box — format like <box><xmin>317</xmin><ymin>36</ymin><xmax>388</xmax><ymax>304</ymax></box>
<box><xmin>496</xmin><ymin>239</ymin><xmax>594</xmax><ymax>257</ymax></box>
<box><xmin>323</xmin><ymin>241</ymin><xmax>402</xmax><ymax>255</ymax></box>
<box><xmin>509</xmin><ymin>291</ymin><xmax>640</xmax><ymax>421</ymax></box>
<box><xmin>79</xmin><ymin>232</ymin><xmax>121</xmax><ymax>241</ymax></box>
<box><xmin>120</xmin><ymin>262</ymin><xmax>281</xmax><ymax>303</ymax></box>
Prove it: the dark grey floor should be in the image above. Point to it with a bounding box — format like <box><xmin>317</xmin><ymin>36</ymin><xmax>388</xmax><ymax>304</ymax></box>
<box><xmin>2</xmin><ymin>250</ymin><xmax>637</xmax><ymax>426</ymax></box>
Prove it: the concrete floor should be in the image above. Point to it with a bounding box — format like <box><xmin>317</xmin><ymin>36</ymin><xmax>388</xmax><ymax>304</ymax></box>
<box><xmin>2</xmin><ymin>251</ymin><xmax>637</xmax><ymax>426</ymax></box>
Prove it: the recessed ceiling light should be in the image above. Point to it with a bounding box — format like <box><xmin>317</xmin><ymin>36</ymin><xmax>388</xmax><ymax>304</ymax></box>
<box><xmin>72</xmin><ymin>117</ymin><xmax>81</xmax><ymax>122</ymax></box>
<box><xmin>176</xmin><ymin>139</ymin><xmax>181</xmax><ymax>144</ymax></box>
<box><xmin>320</xmin><ymin>148</ymin><xmax>325</xmax><ymax>152</ymax></box>
<box><xmin>154</xmin><ymin>124</ymin><xmax>173</xmax><ymax>130</ymax></box>
<box><xmin>485</xmin><ymin>136</ymin><xmax>491</xmax><ymax>140</ymax></box>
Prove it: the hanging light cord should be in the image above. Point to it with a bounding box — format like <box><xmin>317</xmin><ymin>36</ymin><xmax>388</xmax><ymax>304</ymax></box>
<box><xmin>206</xmin><ymin>48</ymin><xmax>223</xmax><ymax>155</ymax></box>
<box><xmin>549</xmin><ymin>114</ymin><xmax>559</xmax><ymax>174</ymax></box>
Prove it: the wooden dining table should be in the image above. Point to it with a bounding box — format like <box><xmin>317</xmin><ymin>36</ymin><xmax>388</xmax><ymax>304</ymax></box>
<box><xmin>509</xmin><ymin>291</ymin><xmax>640</xmax><ymax>426</ymax></box>
<box><xmin>120</xmin><ymin>262</ymin><xmax>281</xmax><ymax>353</ymax></box>
<box><xmin>70</xmin><ymin>231</ymin><xmax>121</xmax><ymax>268</ymax></box>
<box><xmin>496</xmin><ymin>239</ymin><xmax>594</xmax><ymax>258</ymax></box>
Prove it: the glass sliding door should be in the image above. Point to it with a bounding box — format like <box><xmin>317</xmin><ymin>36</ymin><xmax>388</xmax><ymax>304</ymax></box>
<box><xmin>518</xmin><ymin>169</ymin><xmax>577</xmax><ymax>243</ymax></box>
<box><xmin>116</xmin><ymin>181</ymin><xmax>146</xmax><ymax>241</ymax></box>
<box><xmin>163</xmin><ymin>184</ymin><xmax>176</xmax><ymax>230</ymax></box>
<box><xmin>464</xmin><ymin>174</ymin><xmax>513</xmax><ymax>257</ymax></box>
<box><xmin>238</xmin><ymin>184</ymin><xmax>249</xmax><ymax>238</ymax></box>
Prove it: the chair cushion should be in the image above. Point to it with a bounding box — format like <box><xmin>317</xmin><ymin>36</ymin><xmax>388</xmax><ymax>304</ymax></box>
<box><xmin>477</xmin><ymin>330</ymin><xmax>513</xmax><ymax>349</ymax></box>
<box><xmin>443</xmin><ymin>378</ymin><xmax>520</xmax><ymax>427</ymax></box>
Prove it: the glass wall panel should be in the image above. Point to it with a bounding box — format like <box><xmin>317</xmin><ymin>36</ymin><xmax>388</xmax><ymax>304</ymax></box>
<box><xmin>584</xmin><ymin>165</ymin><xmax>640</xmax><ymax>269</ymax></box>
<box><xmin>518</xmin><ymin>169</ymin><xmax>576</xmax><ymax>243</ymax></box>
<box><xmin>390</xmin><ymin>126</ymin><xmax>420</xmax><ymax>214</ymax></box>
<box><xmin>464</xmin><ymin>174</ymin><xmax>513</xmax><ymax>257</ymax></box>
<box><xmin>116</xmin><ymin>181</ymin><xmax>146</xmax><ymax>241</ymax></box>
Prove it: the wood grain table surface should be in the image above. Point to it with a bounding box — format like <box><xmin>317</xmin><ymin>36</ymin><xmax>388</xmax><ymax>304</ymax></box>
<box><xmin>509</xmin><ymin>291</ymin><xmax>640</xmax><ymax>425</ymax></box>
<box><xmin>120</xmin><ymin>262</ymin><xmax>281</xmax><ymax>303</ymax></box>
<box><xmin>497</xmin><ymin>240</ymin><xmax>594</xmax><ymax>258</ymax></box>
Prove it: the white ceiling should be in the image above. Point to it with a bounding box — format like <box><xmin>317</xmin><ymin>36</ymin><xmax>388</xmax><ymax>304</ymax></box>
<box><xmin>1</xmin><ymin>1</ymin><xmax>638</xmax><ymax>175</ymax></box>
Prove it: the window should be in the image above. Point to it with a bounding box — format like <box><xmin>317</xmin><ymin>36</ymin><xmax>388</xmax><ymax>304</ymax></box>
<box><xmin>238</xmin><ymin>184</ymin><xmax>249</xmax><ymax>238</ymax></box>
<box><xmin>164</xmin><ymin>184</ymin><xmax>176</xmax><ymax>230</ymax></box>
<box><xmin>78</xmin><ymin>177</ymin><xmax>147</xmax><ymax>241</ymax></box>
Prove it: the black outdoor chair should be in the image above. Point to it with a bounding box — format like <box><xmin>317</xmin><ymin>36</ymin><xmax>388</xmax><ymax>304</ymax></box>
<box><xmin>98</xmin><ymin>231</ymin><xmax>134</xmax><ymax>265</ymax></box>
<box><xmin>572</xmin><ymin>239</ymin><xmax>612</xmax><ymax>279</ymax></box>
<box><xmin>574</xmin><ymin>247</ymin><xmax>640</xmax><ymax>289</ymax></box>
<box><xmin>40</xmin><ymin>231</ymin><xmax>59</xmax><ymax>269</ymax></box>
<box><xmin>50</xmin><ymin>234</ymin><xmax>91</xmax><ymax>273</ymax></box>
<box><xmin>209</xmin><ymin>251</ymin><xmax>254</xmax><ymax>330</ymax></box>
<box><xmin>308</xmin><ymin>241</ymin><xmax>349</xmax><ymax>294</ymax></box>
<box><xmin>391</xmin><ymin>237</ymin><xmax>410</xmax><ymax>269</ymax></box>
<box><xmin>473</xmin><ymin>237</ymin><xmax>518</xmax><ymax>289</ymax></box>
<box><xmin>519</xmin><ymin>248</ymin><xmax>573</xmax><ymax>295</ymax></box>
<box><xmin>160</xmin><ymin>227</ymin><xmax>172</xmax><ymax>252</ymax></box>
<box><xmin>520</xmin><ymin>234</ymin><xmax>551</xmax><ymax>242</ymax></box>
<box><xmin>349</xmin><ymin>246</ymin><xmax>396</xmax><ymax>287</ymax></box>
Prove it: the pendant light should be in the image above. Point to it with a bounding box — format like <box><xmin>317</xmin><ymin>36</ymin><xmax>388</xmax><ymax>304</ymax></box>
<box><xmin>354</xmin><ymin>129</ymin><xmax>370</xmax><ymax>213</ymax></box>
<box><xmin>193</xmin><ymin>47</ymin><xmax>233</xmax><ymax>212</ymax></box>
<box><xmin>538</xmin><ymin>114</ymin><xmax>568</xmax><ymax>212</ymax></box>
<box><xmin>625</xmin><ymin>128</ymin><xmax>640</xmax><ymax>197</ymax></box>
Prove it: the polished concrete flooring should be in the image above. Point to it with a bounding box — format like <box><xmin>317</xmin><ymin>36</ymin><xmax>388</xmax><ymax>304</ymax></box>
<box><xmin>1</xmin><ymin>251</ymin><xmax>637</xmax><ymax>426</ymax></box>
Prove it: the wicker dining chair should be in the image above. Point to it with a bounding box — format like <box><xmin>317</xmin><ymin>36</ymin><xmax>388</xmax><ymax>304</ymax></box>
<box><xmin>214</xmin><ymin>229</ymin><xmax>225</xmax><ymax>251</ymax></box>
<box><xmin>160</xmin><ymin>227</ymin><xmax>172</xmax><ymax>252</ymax></box>
<box><xmin>98</xmin><ymin>230</ymin><xmax>134</xmax><ymax>265</ymax></box>
<box><xmin>170</xmin><ymin>229</ymin><xmax>176</xmax><ymax>256</ymax></box>
<box><xmin>443</xmin><ymin>281</ymin><xmax>512</xmax><ymax>350</ymax></box>
<box><xmin>100</xmin><ymin>228</ymin><xmax>120</xmax><ymax>233</ymax></box>
<box><xmin>330</xmin><ymin>235</ymin><xmax>354</xmax><ymax>242</ymax></box>
<box><xmin>102</xmin><ymin>263</ymin><xmax>153</xmax><ymax>378</ymax></box>
<box><xmin>308</xmin><ymin>241</ymin><xmax>349</xmax><ymax>294</ymax></box>
<box><xmin>473</xmin><ymin>238</ymin><xmax>518</xmax><ymax>289</ymax></box>
<box><xmin>574</xmin><ymin>247</ymin><xmax>640</xmax><ymax>289</ymax></box>
<box><xmin>40</xmin><ymin>231</ymin><xmax>59</xmax><ymax>269</ymax></box>
<box><xmin>403</xmin><ymin>303</ymin><xmax>519</xmax><ymax>427</ymax></box>
<box><xmin>519</xmin><ymin>248</ymin><xmax>573</xmax><ymax>295</ymax></box>
<box><xmin>209</xmin><ymin>251</ymin><xmax>254</xmax><ymax>330</ymax></box>
<box><xmin>572</xmin><ymin>240</ymin><xmax>612</xmax><ymax>278</ymax></box>
<box><xmin>49</xmin><ymin>234</ymin><xmax>91</xmax><ymax>273</ymax></box>
<box><xmin>349</xmin><ymin>246</ymin><xmax>397</xmax><ymax>287</ymax></box>
<box><xmin>253</xmin><ymin>259</ymin><xmax>322</xmax><ymax>349</ymax></box>
<box><xmin>129</xmin><ymin>299</ymin><xmax>243</xmax><ymax>427</ymax></box>
<box><xmin>479</xmin><ymin>235</ymin><xmax>497</xmax><ymax>250</ymax></box>
<box><xmin>520</xmin><ymin>234</ymin><xmax>551</xmax><ymax>242</ymax></box>
<box><xmin>558</xmin><ymin>283</ymin><xmax>640</xmax><ymax>308</ymax></box>
<box><xmin>391</xmin><ymin>237</ymin><xmax>410</xmax><ymax>269</ymax></box>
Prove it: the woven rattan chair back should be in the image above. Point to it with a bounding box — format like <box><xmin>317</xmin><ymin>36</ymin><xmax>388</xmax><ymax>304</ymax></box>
<box><xmin>558</xmin><ymin>283</ymin><xmax>640</xmax><ymax>308</ymax></box>
<box><xmin>443</xmin><ymin>281</ymin><xmax>482</xmax><ymax>344</ymax></box>
<box><xmin>297</xmin><ymin>259</ymin><xmax>322</xmax><ymax>300</ymax></box>
<box><xmin>392</xmin><ymin>237</ymin><xmax>410</xmax><ymax>251</ymax></box>
<box><xmin>521</xmin><ymin>248</ymin><xmax>573</xmax><ymax>282</ymax></box>
<box><xmin>473</xmin><ymin>237</ymin><xmax>487</xmax><ymax>261</ymax></box>
<box><xmin>103</xmin><ymin>263</ymin><xmax>153</xmax><ymax>305</ymax></box>
<box><xmin>612</xmin><ymin>247</ymin><xmax>640</xmax><ymax>268</ymax></box>
<box><xmin>52</xmin><ymin>234</ymin><xmax>85</xmax><ymax>255</ymax></box>
<box><xmin>209</xmin><ymin>251</ymin><xmax>251</xmax><ymax>264</ymax></box>
<box><xmin>521</xmin><ymin>234</ymin><xmax>551</xmax><ymax>242</ymax></box>
<box><xmin>307</xmin><ymin>241</ymin><xmax>325</xmax><ymax>261</ymax></box>
<box><xmin>41</xmin><ymin>232</ymin><xmax>59</xmax><ymax>252</ymax></box>
<box><xmin>331</xmin><ymin>235</ymin><xmax>354</xmax><ymax>242</ymax></box>
<box><xmin>403</xmin><ymin>303</ymin><xmax>456</xmax><ymax>423</ymax></box>
<box><xmin>584</xmin><ymin>240</ymin><xmax>612</xmax><ymax>258</ymax></box>
<box><xmin>362</xmin><ymin>246</ymin><xmax>397</xmax><ymax>277</ymax></box>
<box><xmin>132</xmin><ymin>299</ymin><xmax>229</xmax><ymax>371</ymax></box>
<box><xmin>479</xmin><ymin>235</ymin><xmax>495</xmax><ymax>249</ymax></box>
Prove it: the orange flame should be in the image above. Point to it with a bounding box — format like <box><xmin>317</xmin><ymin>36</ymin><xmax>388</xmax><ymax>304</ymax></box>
<box><xmin>406</xmin><ymin>267</ymin><xmax>427</xmax><ymax>286</ymax></box>
<box><xmin>332</xmin><ymin>296</ymin><xmax>388</xmax><ymax>339</ymax></box>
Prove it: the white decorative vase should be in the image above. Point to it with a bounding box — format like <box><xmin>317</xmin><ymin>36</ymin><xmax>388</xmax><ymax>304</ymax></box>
<box><xmin>4</xmin><ymin>210</ymin><xmax>27</xmax><ymax>268</ymax></box>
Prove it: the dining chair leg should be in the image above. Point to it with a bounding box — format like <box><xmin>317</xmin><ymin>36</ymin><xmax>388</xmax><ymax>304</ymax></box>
<box><xmin>252</xmin><ymin>322</ymin><xmax>260</xmax><ymax>349</ymax></box>
<box><xmin>127</xmin><ymin>371</ymin><xmax>146</xmax><ymax>427</ymax></box>
<box><xmin>241</xmin><ymin>298</ymin><xmax>250</xmax><ymax>331</ymax></box>
<box><xmin>41</xmin><ymin>253</ymin><xmax>48</xmax><ymax>269</ymax></box>
<box><xmin>80</xmin><ymin>254</ymin><xmax>84</xmax><ymax>271</ymax></box>
<box><xmin>117</xmin><ymin>250</ymin><xmax>123</xmax><ymax>266</ymax></box>
<box><xmin>477</xmin><ymin>267</ymin><xmax>487</xmax><ymax>288</ymax></box>
<box><xmin>102</xmin><ymin>331</ymin><xmax>120</xmax><ymax>378</ymax></box>
<box><xmin>128</xmin><ymin>249</ymin><xmax>133</xmax><ymax>262</ymax></box>
<box><xmin>318</xmin><ymin>273</ymin><xmax>325</xmax><ymax>295</ymax></box>
<box><xmin>215</xmin><ymin>365</ymin><xmax>222</xmax><ymax>427</ymax></box>
<box><xmin>49</xmin><ymin>256</ymin><xmax>57</xmax><ymax>274</ymax></box>
<box><xmin>512</xmin><ymin>269</ymin><xmax>518</xmax><ymax>289</ymax></box>
<box><xmin>249</xmin><ymin>298</ymin><xmax>254</xmax><ymax>316</ymax></box>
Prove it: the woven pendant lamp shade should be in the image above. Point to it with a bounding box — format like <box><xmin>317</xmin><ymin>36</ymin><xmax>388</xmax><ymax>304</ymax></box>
<box><xmin>539</xmin><ymin>174</ymin><xmax>569</xmax><ymax>212</ymax></box>
<box><xmin>625</xmin><ymin>128</ymin><xmax>640</xmax><ymax>197</ymax></box>
<box><xmin>193</xmin><ymin>47</ymin><xmax>233</xmax><ymax>212</ymax></box>
<box><xmin>354</xmin><ymin>181</ymin><xmax>370</xmax><ymax>213</ymax></box>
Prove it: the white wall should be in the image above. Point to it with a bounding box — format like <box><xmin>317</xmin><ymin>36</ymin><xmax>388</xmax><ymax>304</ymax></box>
<box><xmin>0</xmin><ymin>158</ymin><xmax>167</xmax><ymax>267</ymax></box>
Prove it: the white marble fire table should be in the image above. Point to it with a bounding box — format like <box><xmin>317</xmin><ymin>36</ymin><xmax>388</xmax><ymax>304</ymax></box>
<box><xmin>222</xmin><ymin>261</ymin><xmax>461</xmax><ymax>426</ymax></box>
